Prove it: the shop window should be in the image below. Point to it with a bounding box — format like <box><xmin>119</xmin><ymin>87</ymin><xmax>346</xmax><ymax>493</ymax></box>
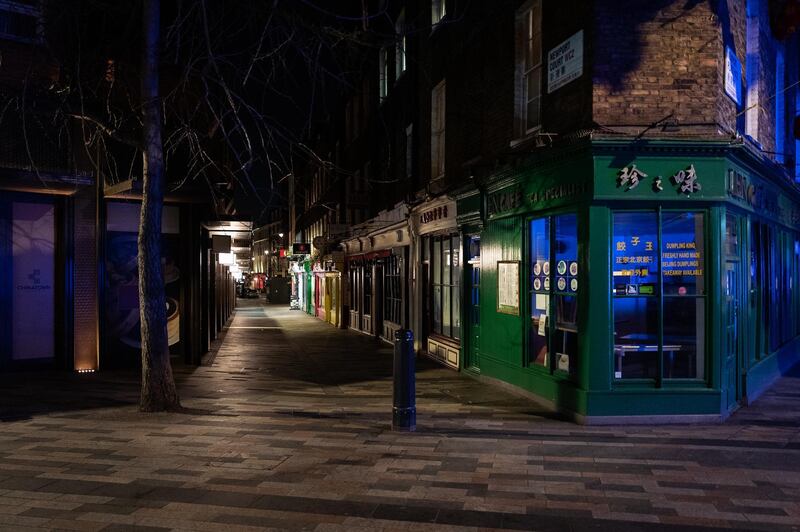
<box><xmin>364</xmin><ymin>264</ymin><xmax>372</xmax><ymax>317</ymax></box>
<box><xmin>379</xmin><ymin>47</ymin><xmax>389</xmax><ymax>101</ymax></box>
<box><xmin>528</xmin><ymin>214</ymin><xmax>578</xmax><ymax>373</ymax></box>
<box><xmin>383</xmin><ymin>254</ymin><xmax>402</xmax><ymax>325</ymax></box>
<box><xmin>612</xmin><ymin>211</ymin><xmax>706</xmax><ymax>381</ymax></box>
<box><xmin>431</xmin><ymin>0</ymin><xmax>446</xmax><ymax>25</ymax></box>
<box><xmin>426</xmin><ymin>233</ymin><xmax>461</xmax><ymax>340</ymax></box>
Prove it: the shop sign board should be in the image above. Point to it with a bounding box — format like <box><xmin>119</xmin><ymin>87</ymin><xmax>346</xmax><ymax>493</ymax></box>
<box><xmin>727</xmin><ymin>167</ymin><xmax>800</xmax><ymax>227</ymax></box>
<box><xmin>497</xmin><ymin>260</ymin><xmax>520</xmax><ymax>315</ymax></box>
<box><xmin>488</xmin><ymin>180</ymin><xmax>590</xmax><ymax>220</ymax></box>
<box><xmin>548</xmin><ymin>30</ymin><xmax>583</xmax><ymax>93</ymax></box>
<box><xmin>292</xmin><ymin>242</ymin><xmax>311</xmax><ymax>255</ymax></box>
<box><xmin>724</xmin><ymin>46</ymin><xmax>742</xmax><ymax>105</ymax></box>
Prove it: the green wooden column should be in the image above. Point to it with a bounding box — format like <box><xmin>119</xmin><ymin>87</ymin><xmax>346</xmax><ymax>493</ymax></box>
<box><xmin>583</xmin><ymin>205</ymin><xmax>613</xmax><ymax>407</ymax></box>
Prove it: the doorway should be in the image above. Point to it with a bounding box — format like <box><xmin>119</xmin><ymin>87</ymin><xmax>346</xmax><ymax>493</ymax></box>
<box><xmin>464</xmin><ymin>235</ymin><xmax>481</xmax><ymax>370</ymax></box>
<box><xmin>723</xmin><ymin>213</ymin><xmax>746</xmax><ymax>412</ymax></box>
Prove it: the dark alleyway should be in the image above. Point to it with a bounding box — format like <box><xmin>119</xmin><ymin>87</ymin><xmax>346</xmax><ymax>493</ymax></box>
<box><xmin>0</xmin><ymin>299</ymin><xmax>799</xmax><ymax>531</ymax></box>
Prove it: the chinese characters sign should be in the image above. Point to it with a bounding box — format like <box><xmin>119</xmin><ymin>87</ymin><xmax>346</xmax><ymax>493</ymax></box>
<box><xmin>617</xmin><ymin>164</ymin><xmax>702</xmax><ymax>195</ymax></box>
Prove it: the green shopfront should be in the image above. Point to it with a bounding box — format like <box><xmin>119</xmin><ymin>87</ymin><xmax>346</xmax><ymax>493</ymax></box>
<box><xmin>459</xmin><ymin>140</ymin><xmax>800</xmax><ymax>423</ymax></box>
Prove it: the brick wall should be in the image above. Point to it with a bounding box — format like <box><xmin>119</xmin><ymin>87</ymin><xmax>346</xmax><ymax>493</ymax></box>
<box><xmin>593</xmin><ymin>0</ymin><xmax>722</xmax><ymax>137</ymax></box>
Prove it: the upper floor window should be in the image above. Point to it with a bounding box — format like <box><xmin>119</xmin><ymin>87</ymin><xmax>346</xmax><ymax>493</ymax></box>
<box><xmin>516</xmin><ymin>1</ymin><xmax>542</xmax><ymax>136</ymax></box>
<box><xmin>431</xmin><ymin>0</ymin><xmax>446</xmax><ymax>26</ymax></box>
<box><xmin>775</xmin><ymin>43</ymin><xmax>786</xmax><ymax>165</ymax></box>
<box><xmin>431</xmin><ymin>79</ymin><xmax>446</xmax><ymax>179</ymax></box>
<box><xmin>396</xmin><ymin>9</ymin><xmax>406</xmax><ymax>79</ymax></box>
<box><xmin>745</xmin><ymin>0</ymin><xmax>760</xmax><ymax>143</ymax></box>
<box><xmin>0</xmin><ymin>9</ymin><xmax>37</xmax><ymax>41</ymax></box>
<box><xmin>379</xmin><ymin>47</ymin><xmax>389</xmax><ymax>101</ymax></box>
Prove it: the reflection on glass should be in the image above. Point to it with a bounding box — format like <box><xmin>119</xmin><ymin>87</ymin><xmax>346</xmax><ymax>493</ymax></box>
<box><xmin>529</xmin><ymin>217</ymin><xmax>550</xmax><ymax>367</ymax></box>
<box><xmin>433</xmin><ymin>285</ymin><xmax>442</xmax><ymax>334</ymax></box>
<box><xmin>662</xmin><ymin>212</ymin><xmax>705</xmax><ymax>296</ymax></box>
<box><xmin>663</xmin><ymin>298</ymin><xmax>704</xmax><ymax>379</ymax></box>
<box><xmin>614</xmin><ymin>297</ymin><xmax>659</xmax><ymax>379</ymax></box>
<box><xmin>554</xmin><ymin>294</ymin><xmax>577</xmax><ymax>374</ymax></box>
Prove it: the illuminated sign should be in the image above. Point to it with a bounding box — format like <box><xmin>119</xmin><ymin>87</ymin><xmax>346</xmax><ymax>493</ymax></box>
<box><xmin>292</xmin><ymin>243</ymin><xmax>311</xmax><ymax>254</ymax></box>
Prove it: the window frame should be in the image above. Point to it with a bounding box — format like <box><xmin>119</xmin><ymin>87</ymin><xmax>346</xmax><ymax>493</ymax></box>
<box><xmin>431</xmin><ymin>79</ymin><xmax>446</xmax><ymax>180</ymax></box>
<box><xmin>395</xmin><ymin>9</ymin><xmax>406</xmax><ymax>80</ymax></box>
<box><xmin>610</xmin><ymin>208</ymin><xmax>710</xmax><ymax>386</ymax></box>
<box><xmin>431</xmin><ymin>0</ymin><xmax>446</xmax><ymax>27</ymax></box>
<box><xmin>514</xmin><ymin>0</ymin><xmax>543</xmax><ymax>139</ymax></box>
<box><xmin>525</xmin><ymin>211</ymin><xmax>580</xmax><ymax>377</ymax></box>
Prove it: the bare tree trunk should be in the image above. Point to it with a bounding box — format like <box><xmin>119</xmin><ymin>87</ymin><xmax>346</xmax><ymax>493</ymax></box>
<box><xmin>139</xmin><ymin>0</ymin><xmax>180</xmax><ymax>412</ymax></box>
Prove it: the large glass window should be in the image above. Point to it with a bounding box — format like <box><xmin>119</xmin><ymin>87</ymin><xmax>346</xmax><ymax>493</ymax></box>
<box><xmin>426</xmin><ymin>233</ymin><xmax>461</xmax><ymax>340</ymax></box>
<box><xmin>383</xmin><ymin>253</ymin><xmax>402</xmax><ymax>325</ymax></box>
<box><xmin>612</xmin><ymin>211</ymin><xmax>706</xmax><ymax>381</ymax></box>
<box><xmin>364</xmin><ymin>264</ymin><xmax>372</xmax><ymax>316</ymax></box>
<box><xmin>528</xmin><ymin>214</ymin><xmax>578</xmax><ymax>373</ymax></box>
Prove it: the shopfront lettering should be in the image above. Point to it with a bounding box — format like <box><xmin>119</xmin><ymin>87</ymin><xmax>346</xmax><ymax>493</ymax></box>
<box><xmin>726</xmin><ymin>168</ymin><xmax>799</xmax><ymax>225</ymax></box>
<box><xmin>529</xmin><ymin>182</ymin><xmax>588</xmax><ymax>204</ymax></box>
<box><xmin>488</xmin><ymin>187</ymin><xmax>522</xmax><ymax>216</ymax></box>
<box><xmin>419</xmin><ymin>205</ymin><xmax>449</xmax><ymax>224</ymax></box>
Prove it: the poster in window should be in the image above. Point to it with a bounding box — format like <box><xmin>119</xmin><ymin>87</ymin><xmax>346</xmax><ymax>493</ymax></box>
<box><xmin>497</xmin><ymin>260</ymin><xmax>520</xmax><ymax>315</ymax></box>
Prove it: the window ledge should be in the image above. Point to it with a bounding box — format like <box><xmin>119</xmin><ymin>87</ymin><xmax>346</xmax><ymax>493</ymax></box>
<box><xmin>428</xmin><ymin>332</ymin><xmax>460</xmax><ymax>347</ymax></box>
<box><xmin>509</xmin><ymin>128</ymin><xmax>542</xmax><ymax>150</ymax></box>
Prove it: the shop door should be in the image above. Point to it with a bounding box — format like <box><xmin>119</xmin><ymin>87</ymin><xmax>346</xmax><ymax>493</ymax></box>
<box><xmin>464</xmin><ymin>236</ymin><xmax>481</xmax><ymax>370</ymax></box>
<box><xmin>724</xmin><ymin>260</ymin><xmax>743</xmax><ymax>411</ymax></box>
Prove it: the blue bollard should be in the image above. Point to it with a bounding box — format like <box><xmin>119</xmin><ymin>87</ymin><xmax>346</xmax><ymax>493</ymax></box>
<box><xmin>392</xmin><ymin>329</ymin><xmax>416</xmax><ymax>432</ymax></box>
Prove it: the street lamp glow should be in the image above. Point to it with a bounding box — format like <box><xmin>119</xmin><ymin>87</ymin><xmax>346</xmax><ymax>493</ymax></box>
<box><xmin>278</xmin><ymin>233</ymin><xmax>284</xmax><ymax>238</ymax></box>
<box><xmin>264</xmin><ymin>250</ymin><xmax>269</xmax><ymax>255</ymax></box>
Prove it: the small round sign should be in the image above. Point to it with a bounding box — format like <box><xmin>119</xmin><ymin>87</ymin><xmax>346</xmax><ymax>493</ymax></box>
<box><xmin>557</xmin><ymin>260</ymin><xmax>567</xmax><ymax>275</ymax></box>
<box><xmin>570</xmin><ymin>278</ymin><xmax>578</xmax><ymax>292</ymax></box>
<box><xmin>533</xmin><ymin>278</ymin><xmax>542</xmax><ymax>291</ymax></box>
<box><xmin>543</xmin><ymin>261</ymin><xmax>550</xmax><ymax>275</ymax></box>
<box><xmin>557</xmin><ymin>277</ymin><xmax>566</xmax><ymax>291</ymax></box>
<box><xmin>569</xmin><ymin>262</ymin><xmax>578</xmax><ymax>276</ymax></box>
<box><xmin>533</xmin><ymin>262</ymin><xmax>541</xmax><ymax>276</ymax></box>
<box><xmin>543</xmin><ymin>277</ymin><xmax>551</xmax><ymax>290</ymax></box>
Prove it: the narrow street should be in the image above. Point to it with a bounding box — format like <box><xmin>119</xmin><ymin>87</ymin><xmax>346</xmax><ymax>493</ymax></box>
<box><xmin>1</xmin><ymin>298</ymin><xmax>799</xmax><ymax>531</ymax></box>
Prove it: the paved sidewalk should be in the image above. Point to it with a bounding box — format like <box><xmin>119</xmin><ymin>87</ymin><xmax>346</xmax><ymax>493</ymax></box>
<box><xmin>1</xmin><ymin>299</ymin><xmax>799</xmax><ymax>531</ymax></box>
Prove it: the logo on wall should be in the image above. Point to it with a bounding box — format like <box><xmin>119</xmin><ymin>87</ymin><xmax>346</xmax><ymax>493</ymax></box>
<box><xmin>618</xmin><ymin>164</ymin><xmax>702</xmax><ymax>195</ymax></box>
<box><xmin>16</xmin><ymin>269</ymin><xmax>51</xmax><ymax>291</ymax></box>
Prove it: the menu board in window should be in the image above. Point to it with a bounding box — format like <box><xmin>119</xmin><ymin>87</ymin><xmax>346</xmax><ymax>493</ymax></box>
<box><xmin>497</xmin><ymin>261</ymin><xmax>520</xmax><ymax>315</ymax></box>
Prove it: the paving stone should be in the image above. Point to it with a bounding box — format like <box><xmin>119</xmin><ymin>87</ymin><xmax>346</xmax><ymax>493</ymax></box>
<box><xmin>0</xmin><ymin>300</ymin><xmax>798</xmax><ymax>531</ymax></box>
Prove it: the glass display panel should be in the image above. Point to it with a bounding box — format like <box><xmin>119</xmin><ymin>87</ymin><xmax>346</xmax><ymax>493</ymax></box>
<box><xmin>613</xmin><ymin>212</ymin><xmax>658</xmax><ymax>296</ymax></box>
<box><xmin>451</xmin><ymin>235</ymin><xmax>462</xmax><ymax>340</ymax></box>
<box><xmin>554</xmin><ymin>294</ymin><xmax>577</xmax><ymax>374</ymax></box>
<box><xmin>530</xmin><ymin>217</ymin><xmax>550</xmax><ymax>293</ymax></box>
<box><xmin>433</xmin><ymin>285</ymin><xmax>442</xmax><ymax>334</ymax></box>
<box><xmin>661</xmin><ymin>212</ymin><xmax>705</xmax><ymax>296</ymax></box>
<box><xmin>614</xmin><ymin>297</ymin><xmax>659</xmax><ymax>379</ymax></box>
<box><xmin>555</xmin><ymin>214</ymin><xmax>578</xmax><ymax>294</ymax></box>
<box><xmin>663</xmin><ymin>297</ymin><xmax>705</xmax><ymax>379</ymax></box>
<box><xmin>529</xmin><ymin>217</ymin><xmax>550</xmax><ymax>366</ymax></box>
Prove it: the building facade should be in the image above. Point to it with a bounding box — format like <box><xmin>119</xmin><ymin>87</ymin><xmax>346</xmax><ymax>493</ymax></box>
<box><xmin>290</xmin><ymin>0</ymin><xmax>800</xmax><ymax>421</ymax></box>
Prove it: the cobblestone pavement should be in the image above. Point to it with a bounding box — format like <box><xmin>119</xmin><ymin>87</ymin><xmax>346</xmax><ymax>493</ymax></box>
<box><xmin>1</xmin><ymin>299</ymin><xmax>800</xmax><ymax>531</ymax></box>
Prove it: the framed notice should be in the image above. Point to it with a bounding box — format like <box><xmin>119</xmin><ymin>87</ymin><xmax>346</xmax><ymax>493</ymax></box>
<box><xmin>497</xmin><ymin>260</ymin><xmax>520</xmax><ymax>315</ymax></box>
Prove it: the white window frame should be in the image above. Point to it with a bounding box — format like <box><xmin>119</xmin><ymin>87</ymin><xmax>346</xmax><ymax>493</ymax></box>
<box><xmin>379</xmin><ymin>47</ymin><xmax>389</xmax><ymax>101</ymax></box>
<box><xmin>432</xmin><ymin>0</ymin><xmax>446</xmax><ymax>26</ymax></box>
<box><xmin>515</xmin><ymin>0</ymin><xmax>542</xmax><ymax>138</ymax></box>
<box><xmin>396</xmin><ymin>9</ymin><xmax>406</xmax><ymax>79</ymax></box>
<box><xmin>431</xmin><ymin>80</ymin><xmax>446</xmax><ymax>180</ymax></box>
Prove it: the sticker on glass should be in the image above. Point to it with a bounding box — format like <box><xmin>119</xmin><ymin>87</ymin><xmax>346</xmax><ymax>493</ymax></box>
<box><xmin>533</xmin><ymin>278</ymin><xmax>542</xmax><ymax>291</ymax></box>
<box><xmin>543</xmin><ymin>277</ymin><xmax>551</xmax><ymax>291</ymax></box>
<box><xmin>570</xmin><ymin>278</ymin><xmax>578</xmax><ymax>292</ymax></box>
<box><xmin>533</xmin><ymin>262</ymin><xmax>541</xmax><ymax>276</ymax></box>
<box><xmin>543</xmin><ymin>261</ymin><xmax>550</xmax><ymax>275</ymax></box>
<box><xmin>557</xmin><ymin>277</ymin><xmax>566</xmax><ymax>291</ymax></box>
<box><xmin>557</xmin><ymin>260</ymin><xmax>567</xmax><ymax>275</ymax></box>
<box><xmin>569</xmin><ymin>262</ymin><xmax>578</xmax><ymax>276</ymax></box>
